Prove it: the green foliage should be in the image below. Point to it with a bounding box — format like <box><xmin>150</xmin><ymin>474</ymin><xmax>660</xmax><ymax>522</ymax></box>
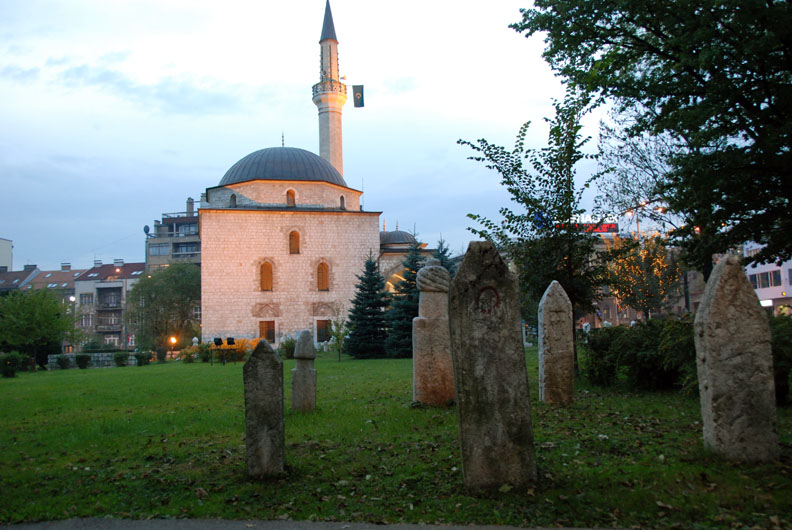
<box><xmin>0</xmin><ymin>289</ymin><xmax>78</xmax><ymax>368</ymax></box>
<box><xmin>178</xmin><ymin>347</ymin><xmax>197</xmax><ymax>363</ymax></box>
<box><xmin>55</xmin><ymin>355</ymin><xmax>71</xmax><ymax>370</ymax></box>
<box><xmin>0</xmin><ymin>352</ymin><xmax>25</xmax><ymax>378</ymax></box>
<box><xmin>384</xmin><ymin>237</ymin><xmax>425</xmax><ymax>358</ymax></box>
<box><xmin>345</xmin><ymin>255</ymin><xmax>389</xmax><ymax>359</ymax></box>
<box><xmin>770</xmin><ymin>315</ymin><xmax>792</xmax><ymax>405</ymax></box>
<box><xmin>432</xmin><ymin>237</ymin><xmax>457</xmax><ymax>277</ymax></box>
<box><xmin>197</xmin><ymin>343</ymin><xmax>212</xmax><ymax>363</ymax></box>
<box><xmin>75</xmin><ymin>354</ymin><xmax>91</xmax><ymax>369</ymax></box>
<box><xmin>278</xmin><ymin>336</ymin><xmax>296</xmax><ymax>360</ymax></box>
<box><xmin>580</xmin><ymin>326</ymin><xmax>624</xmax><ymax>387</ymax></box>
<box><xmin>459</xmin><ymin>89</ymin><xmax>608</xmax><ymax>321</ymax></box>
<box><xmin>516</xmin><ymin>0</ymin><xmax>792</xmax><ymax>266</ymax></box>
<box><xmin>155</xmin><ymin>348</ymin><xmax>167</xmax><ymax>363</ymax></box>
<box><xmin>80</xmin><ymin>338</ymin><xmax>105</xmax><ymax>353</ymax></box>
<box><xmin>125</xmin><ymin>263</ymin><xmax>201</xmax><ymax>352</ymax></box>
<box><xmin>658</xmin><ymin>315</ymin><xmax>697</xmax><ymax>396</ymax></box>
<box><xmin>113</xmin><ymin>352</ymin><xmax>128</xmax><ymax>367</ymax></box>
<box><xmin>614</xmin><ymin>320</ymin><xmax>679</xmax><ymax>390</ymax></box>
<box><xmin>134</xmin><ymin>352</ymin><xmax>153</xmax><ymax>366</ymax></box>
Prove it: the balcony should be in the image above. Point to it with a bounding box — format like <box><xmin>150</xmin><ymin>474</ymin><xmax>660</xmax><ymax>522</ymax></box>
<box><xmin>96</xmin><ymin>324</ymin><xmax>122</xmax><ymax>332</ymax></box>
<box><xmin>97</xmin><ymin>302</ymin><xmax>121</xmax><ymax>310</ymax></box>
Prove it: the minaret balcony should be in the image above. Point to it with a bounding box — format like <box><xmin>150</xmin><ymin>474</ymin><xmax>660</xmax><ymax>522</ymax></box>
<box><xmin>312</xmin><ymin>80</ymin><xmax>347</xmax><ymax>97</ymax></box>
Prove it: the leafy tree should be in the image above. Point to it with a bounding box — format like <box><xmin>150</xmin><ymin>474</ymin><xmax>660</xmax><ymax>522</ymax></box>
<box><xmin>384</xmin><ymin>237</ymin><xmax>426</xmax><ymax>358</ymax></box>
<box><xmin>345</xmin><ymin>255</ymin><xmax>389</xmax><ymax>359</ymax></box>
<box><xmin>0</xmin><ymin>289</ymin><xmax>79</xmax><ymax>368</ymax></box>
<box><xmin>433</xmin><ymin>237</ymin><xmax>457</xmax><ymax>277</ymax></box>
<box><xmin>125</xmin><ymin>263</ymin><xmax>200</xmax><ymax>351</ymax></box>
<box><xmin>515</xmin><ymin>0</ymin><xmax>792</xmax><ymax>266</ymax></box>
<box><xmin>605</xmin><ymin>235</ymin><xmax>680</xmax><ymax>320</ymax></box>
<box><xmin>459</xmin><ymin>88</ymin><xmax>608</xmax><ymax>323</ymax></box>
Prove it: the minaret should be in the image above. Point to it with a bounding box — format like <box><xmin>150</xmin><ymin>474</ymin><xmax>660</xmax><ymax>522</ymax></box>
<box><xmin>312</xmin><ymin>0</ymin><xmax>347</xmax><ymax>175</ymax></box>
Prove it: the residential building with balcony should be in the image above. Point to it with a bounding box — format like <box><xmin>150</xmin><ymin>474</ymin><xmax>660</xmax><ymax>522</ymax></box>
<box><xmin>744</xmin><ymin>242</ymin><xmax>792</xmax><ymax>315</ymax></box>
<box><xmin>74</xmin><ymin>259</ymin><xmax>145</xmax><ymax>349</ymax></box>
<box><xmin>145</xmin><ymin>197</ymin><xmax>201</xmax><ymax>272</ymax></box>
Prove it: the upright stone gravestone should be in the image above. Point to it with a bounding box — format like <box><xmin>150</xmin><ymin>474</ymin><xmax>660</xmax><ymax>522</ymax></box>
<box><xmin>243</xmin><ymin>340</ymin><xmax>285</xmax><ymax>478</ymax></box>
<box><xmin>292</xmin><ymin>329</ymin><xmax>317</xmax><ymax>412</ymax></box>
<box><xmin>538</xmin><ymin>280</ymin><xmax>574</xmax><ymax>405</ymax></box>
<box><xmin>694</xmin><ymin>255</ymin><xmax>779</xmax><ymax>462</ymax></box>
<box><xmin>449</xmin><ymin>241</ymin><xmax>537</xmax><ymax>491</ymax></box>
<box><xmin>413</xmin><ymin>258</ymin><xmax>455</xmax><ymax>405</ymax></box>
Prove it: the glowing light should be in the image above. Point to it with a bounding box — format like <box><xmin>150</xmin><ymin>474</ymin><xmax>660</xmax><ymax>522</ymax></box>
<box><xmin>760</xmin><ymin>300</ymin><xmax>773</xmax><ymax>308</ymax></box>
<box><xmin>169</xmin><ymin>336</ymin><xmax>177</xmax><ymax>345</ymax></box>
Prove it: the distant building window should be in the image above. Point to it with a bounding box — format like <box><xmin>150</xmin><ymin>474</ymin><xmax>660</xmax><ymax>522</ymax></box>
<box><xmin>80</xmin><ymin>293</ymin><xmax>93</xmax><ymax>305</ymax></box>
<box><xmin>340</xmin><ymin>196</ymin><xmax>345</xmax><ymax>210</ymax></box>
<box><xmin>173</xmin><ymin>242</ymin><xmax>200</xmax><ymax>255</ymax></box>
<box><xmin>758</xmin><ymin>272</ymin><xmax>770</xmax><ymax>288</ymax></box>
<box><xmin>317</xmin><ymin>262</ymin><xmax>329</xmax><ymax>291</ymax></box>
<box><xmin>749</xmin><ymin>274</ymin><xmax>758</xmax><ymax>289</ymax></box>
<box><xmin>192</xmin><ymin>305</ymin><xmax>201</xmax><ymax>322</ymax></box>
<box><xmin>80</xmin><ymin>314</ymin><xmax>93</xmax><ymax>327</ymax></box>
<box><xmin>104</xmin><ymin>335</ymin><xmax>119</xmax><ymax>346</ymax></box>
<box><xmin>47</xmin><ymin>282</ymin><xmax>59</xmax><ymax>288</ymax></box>
<box><xmin>45</xmin><ymin>273</ymin><xmax>52</xmax><ymax>278</ymax></box>
<box><xmin>771</xmin><ymin>269</ymin><xmax>782</xmax><ymax>287</ymax></box>
<box><xmin>149</xmin><ymin>243</ymin><xmax>170</xmax><ymax>256</ymax></box>
<box><xmin>259</xmin><ymin>321</ymin><xmax>275</xmax><ymax>343</ymax></box>
<box><xmin>178</xmin><ymin>223</ymin><xmax>198</xmax><ymax>235</ymax></box>
<box><xmin>289</xmin><ymin>231</ymin><xmax>300</xmax><ymax>254</ymax></box>
<box><xmin>130</xmin><ymin>271</ymin><xmax>143</xmax><ymax>276</ymax></box>
<box><xmin>789</xmin><ymin>269</ymin><xmax>792</xmax><ymax>286</ymax></box>
<box><xmin>87</xmin><ymin>273</ymin><xmax>99</xmax><ymax>278</ymax></box>
<box><xmin>260</xmin><ymin>262</ymin><xmax>273</xmax><ymax>291</ymax></box>
<box><xmin>286</xmin><ymin>190</ymin><xmax>296</xmax><ymax>207</ymax></box>
<box><xmin>316</xmin><ymin>320</ymin><xmax>331</xmax><ymax>343</ymax></box>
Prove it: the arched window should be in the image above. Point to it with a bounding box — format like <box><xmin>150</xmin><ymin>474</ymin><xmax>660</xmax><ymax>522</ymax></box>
<box><xmin>339</xmin><ymin>195</ymin><xmax>345</xmax><ymax>210</ymax></box>
<box><xmin>317</xmin><ymin>262</ymin><xmax>329</xmax><ymax>291</ymax></box>
<box><xmin>286</xmin><ymin>190</ymin><xmax>296</xmax><ymax>207</ymax></box>
<box><xmin>229</xmin><ymin>194</ymin><xmax>237</xmax><ymax>207</ymax></box>
<box><xmin>289</xmin><ymin>231</ymin><xmax>300</xmax><ymax>254</ymax></box>
<box><xmin>260</xmin><ymin>262</ymin><xmax>273</xmax><ymax>291</ymax></box>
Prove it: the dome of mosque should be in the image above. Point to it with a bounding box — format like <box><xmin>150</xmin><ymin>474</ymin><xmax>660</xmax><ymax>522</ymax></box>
<box><xmin>219</xmin><ymin>147</ymin><xmax>347</xmax><ymax>187</ymax></box>
<box><xmin>379</xmin><ymin>230</ymin><xmax>416</xmax><ymax>246</ymax></box>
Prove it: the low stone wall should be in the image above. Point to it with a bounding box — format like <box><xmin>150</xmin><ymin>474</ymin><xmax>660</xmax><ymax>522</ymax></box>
<box><xmin>47</xmin><ymin>352</ymin><xmax>139</xmax><ymax>369</ymax></box>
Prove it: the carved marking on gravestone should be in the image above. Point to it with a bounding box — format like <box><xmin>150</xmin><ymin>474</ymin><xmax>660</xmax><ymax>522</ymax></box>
<box><xmin>694</xmin><ymin>255</ymin><xmax>779</xmax><ymax>462</ymax></box>
<box><xmin>413</xmin><ymin>259</ymin><xmax>455</xmax><ymax>405</ymax></box>
<box><xmin>538</xmin><ymin>280</ymin><xmax>574</xmax><ymax>405</ymax></box>
<box><xmin>292</xmin><ymin>329</ymin><xmax>317</xmax><ymax>412</ymax></box>
<box><xmin>449</xmin><ymin>241</ymin><xmax>537</xmax><ymax>491</ymax></box>
<box><xmin>243</xmin><ymin>340</ymin><xmax>285</xmax><ymax>478</ymax></box>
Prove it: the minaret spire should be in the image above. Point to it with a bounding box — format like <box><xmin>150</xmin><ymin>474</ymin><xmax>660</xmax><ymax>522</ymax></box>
<box><xmin>312</xmin><ymin>0</ymin><xmax>347</xmax><ymax>175</ymax></box>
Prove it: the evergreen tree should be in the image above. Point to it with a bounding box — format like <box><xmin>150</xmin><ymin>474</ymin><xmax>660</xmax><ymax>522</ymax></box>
<box><xmin>384</xmin><ymin>237</ymin><xmax>426</xmax><ymax>358</ymax></box>
<box><xmin>345</xmin><ymin>255</ymin><xmax>389</xmax><ymax>359</ymax></box>
<box><xmin>433</xmin><ymin>237</ymin><xmax>457</xmax><ymax>277</ymax></box>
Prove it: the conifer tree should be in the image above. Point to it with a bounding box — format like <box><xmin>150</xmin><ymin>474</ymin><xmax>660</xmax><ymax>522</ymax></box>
<box><xmin>384</xmin><ymin>237</ymin><xmax>426</xmax><ymax>358</ymax></box>
<box><xmin>345</xmin><ymin>254</ymin><xmax>389</xmax><ymax>359</ymax></box>
<box><xmin>433</xmin><ymin>237</ymin><xmax>457</xmax><ymax>277</ymax></box>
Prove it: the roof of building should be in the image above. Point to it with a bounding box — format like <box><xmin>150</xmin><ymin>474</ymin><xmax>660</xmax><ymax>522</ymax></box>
<box><xmin>219</xmin><ymin>147</ymin><xmax>347</xmax><ymax>188</ymax></box>
<box><xmin>74</xmin><ymin>262</ymin><xmax>145</xmax><ymax>282</ymax></box>
<box><xmin>0</xmin><ymin>268</ymin><xmax>39</xmax><ymax>292</ymax></box>
<box><xmin>320</xmin><ymin>0</ymin><xmax>337</xmax><ymax>42</ymax></box>
<box><xmin>380</xmin><ymin>230</ymin><xmax>417</xmax><ymax>246</ymax></box>
<box><xmin>27</xmin><ymin>268</ymin><xmax>87</xmax><ymax>292</ymax></box>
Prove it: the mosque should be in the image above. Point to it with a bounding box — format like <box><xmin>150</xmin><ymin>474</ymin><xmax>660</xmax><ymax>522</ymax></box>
<box><xmin>199</xmin><ymin>1</ymin><xmax>426</xmax><ymax>346</ymax></box>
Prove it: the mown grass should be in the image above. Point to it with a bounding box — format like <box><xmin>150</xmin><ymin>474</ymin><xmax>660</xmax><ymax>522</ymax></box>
<box><xmin>1</xmin><ymin>349</ymin><xmax>790</xmax><ymax>528</ymax></box>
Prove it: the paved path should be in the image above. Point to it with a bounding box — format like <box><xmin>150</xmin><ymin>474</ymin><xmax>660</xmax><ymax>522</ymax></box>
<box><xmin>8</xmin><ymin>519</ymin><xmax>588</xmax><ymax>530</ymax></box>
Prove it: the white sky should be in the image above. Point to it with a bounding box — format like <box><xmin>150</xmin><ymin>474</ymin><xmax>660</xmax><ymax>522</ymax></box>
<box><xmin>0</xmin><ymin>0</ymin><xmax>604</xmax><ymax>271</ymax></box>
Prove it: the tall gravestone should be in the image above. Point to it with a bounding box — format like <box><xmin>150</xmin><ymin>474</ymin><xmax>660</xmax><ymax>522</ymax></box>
<box><xmin>243</xmin><ymin>340</ymin><xmax>285</xmax><ymax>478</ymax></box>
<box><xmin>538</xmin><ymin>280</ymin><xmax>574</xmax><ymax>405</ymax></box>
<box><xmin>292</xmin><ymin>330</ymin><xmax>317</xmax><ymax>412</ymax></box>
<box><xmin>449</xmin><ymin>241</ymin><xmax>537</xmax><ymax>491</ymax></box>
<box><xmin>413</xmin><ymin>258</ymin><xmax>455</xmax><ymax>405</ymax></box>
<box><xmin>694</xmin><ymin>255</ymin><xmax>779</xmax><ymax>462</ymax></box>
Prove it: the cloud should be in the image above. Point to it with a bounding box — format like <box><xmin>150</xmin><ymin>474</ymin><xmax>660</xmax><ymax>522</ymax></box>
<box><xmin>0</xmin><ymin>65</ymin><xmax>39</xmax><ymax>82</ymax></box>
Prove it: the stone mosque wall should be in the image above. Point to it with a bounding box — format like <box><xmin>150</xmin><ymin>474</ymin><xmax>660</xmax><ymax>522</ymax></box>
<box><xmin>206</xmin><ymin>180</ymin><xmax>362</xmax><ymax>211</ymax></box>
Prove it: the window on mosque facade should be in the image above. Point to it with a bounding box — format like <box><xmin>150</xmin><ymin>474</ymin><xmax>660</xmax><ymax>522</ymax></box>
<box><xmin>316</xmin><ymin>319</ymin><xmax>331</xmax><ymax>343</ymax></box>
<box><xmin>230</xmin><ymin>194</ymin><xmax>237</xmax><ymax>207</ymax></box>
<box><xmin>317</xmin><ymin>262</ymin><xmax>329</xmax><ymax>291</ymax></box>
<box><xmin>259</xmin><ymin>321</ymin><xmax>276</xmax><ymax>343</ymax></box>
<box><xmin>339</xmin><ymin>196</ymin><xmax>345</xmax><ymax>210</ymax></box>
<box><xmin>260</xmin><ymin>263</ymin><xmax>273</xmax><ymax>291</ymax></box>
<box><xmin>286</xmin><ymin>190</ymin><xmax>296</xmax><ymax>207</ymax></box>
<box><xmin>289</xmin><ymin>231</ymin><xmax>300</xmax><ymax>254</ymax></box>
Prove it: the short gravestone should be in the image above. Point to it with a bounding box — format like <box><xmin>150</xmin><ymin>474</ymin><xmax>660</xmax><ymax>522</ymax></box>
<box><xmin>292</xmin><ymin>329</ymin><xmax>317</xmax><ymax>412</ymax></box>
<box><xmin>538</xmin><ymin>280</ymin><xmax>574</xmax><ymax>405</ymax></box>
<box><xmin>413</xmin><ymin>258</ymin><xmax>455</xmax><ymax>405</ymax></box>
<box><xmin>449</xmin><ymin>241</ymin><xmax>537</xmax><ymax>491</ymax></box>
<box><xmin>694</xmin><ymin>255</ymin><xmax>779</xmax><ymax>462</ymax></box>
<box><xmin>243</xmin><ymin>339</ymin><xmax>285</xmax><ymax>478</ymax></box>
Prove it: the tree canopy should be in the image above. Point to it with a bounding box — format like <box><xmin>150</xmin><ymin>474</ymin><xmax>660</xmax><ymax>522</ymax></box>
<box><xmin>125</xmin><ymin>263</ymin><xmax>201</xmax><ymax>351</ymax></box>
<box><xmin>345</xmin><ymin>255</ymin><xmax>389</xmax><ymax>359</ymax></box>
<box><xmin>384</xmin><ymin>237</ymin><xmax>425</xmax><ymax>358</ymax></box>
<box><xmin>517</xmin><ymin>0</ymin><xmax>792</xmax><ymax>265</ymax></box>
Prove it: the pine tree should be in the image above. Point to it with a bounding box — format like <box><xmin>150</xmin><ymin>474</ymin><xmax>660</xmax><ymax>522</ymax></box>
<box><xmin>345</xmin><ymin>254</ymin><xmax>389</xmax><ymax>359</ymax></box>
<box><xmin>433</xmin><ymin>237</ymin><xmax>457</xmax><ymax>277</ymax></box>
<box><xmin>384</xmin><ymin>237</ymin><xmax>426</xmax><ymax>358</ymax></box>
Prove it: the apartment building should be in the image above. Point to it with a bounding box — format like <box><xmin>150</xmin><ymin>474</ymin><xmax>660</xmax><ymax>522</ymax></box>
<box><xmin>145</xmin><ymin>197</ymin><xmax>201</xmax><ymax>272</ymax></box>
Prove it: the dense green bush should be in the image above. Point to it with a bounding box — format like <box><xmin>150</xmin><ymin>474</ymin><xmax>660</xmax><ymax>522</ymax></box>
<box><xmin>617</xmin><ymin>319</ymin><xmax>680</xmax><ymax>390</ymax></box>
<box><xmin>114</xmin><ymin>352</ymin><xmax>129</xmax><ymax>367</ymax></box>
<box><xmin>155</xmin><ymin>348</ymin><xmax>167</xmax><ymax>363</ymax></box>
<box><xmin>55</xmin><ymin>355</ymin><xmax>71</xmax><ymax>369</ymax></box>
<box><xmin>278</xmin><ymin>336</ymin><xmax>296</xmax><ymax>360</ymax></box>
<box><xmin>1</xmin><ymin>352</ymin><xmax>26</xmax><ymax>378</ymax></box>
<box><xmin>658</xmin><ymin>315</ymin><xmax>697</xmax><ymax>395</ymax></box>
<box><xmin>580</xmin><ymin>326</ymin><xmax>625</xmax><ymax>387</ymax></box>
<box><xmin>134</xmin><ymin>352</ymin><xmax>153</xmax><ymax>366</ymax></box>
<box><xmin>75</xmin><ymin>354</ymin><xmax>91</xmax><ymax>369</ymax></box>
<box><xmin>197</xmin><ymin>343</ymin><xmax>212</xmax><ymax>363</ymax></box>
<box><xmin>770</xmin><ymin>315</ymin><xmax>792</xmax><ymax>405</ymax></box>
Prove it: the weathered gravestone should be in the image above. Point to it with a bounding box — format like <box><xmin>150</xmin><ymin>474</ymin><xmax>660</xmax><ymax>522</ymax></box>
<box><xmin>694</xmin><ymin>255</ymin><xmax>779</xmax><ymax>462</ymax></box>
<box><xmin>292</xmin><ymin>329</ymin><xmax>317</xmax><ymax>412</ymax></box>
<box><xmin>538</xmin><ymin>280</ymin><xmax>574</xmax><ymax>405</ymax></box>
<box><xmin>413</xmin><ymin>258</ymin><xmax>455</xmax><ymax>405</ymax></box>
<box><xmin>449</xmin><ymin>241</ymin><xmax>537</xmax><ymax>491</ymax></box>
<box><xmin>243</xmin><ymin>339</ymin><xmax>285</xmax><ymax>478</ymax></box>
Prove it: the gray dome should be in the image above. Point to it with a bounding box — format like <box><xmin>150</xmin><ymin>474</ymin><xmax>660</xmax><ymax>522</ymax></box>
<box><xmin>380</xmin><ymin>230</ymin><xmax>416</xmax><ymax>246</ymax></box>
<box><xmin>219</xmin><ymin>147</ymin><xmax>347</xmax><ymax>187</ymax></box>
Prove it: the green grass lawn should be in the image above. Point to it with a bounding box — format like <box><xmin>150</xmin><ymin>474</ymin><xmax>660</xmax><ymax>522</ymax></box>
<box><xmin>1</xmin><ymin>350</ymin><xmax>790</xmax><ymax>528</ymax></box>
